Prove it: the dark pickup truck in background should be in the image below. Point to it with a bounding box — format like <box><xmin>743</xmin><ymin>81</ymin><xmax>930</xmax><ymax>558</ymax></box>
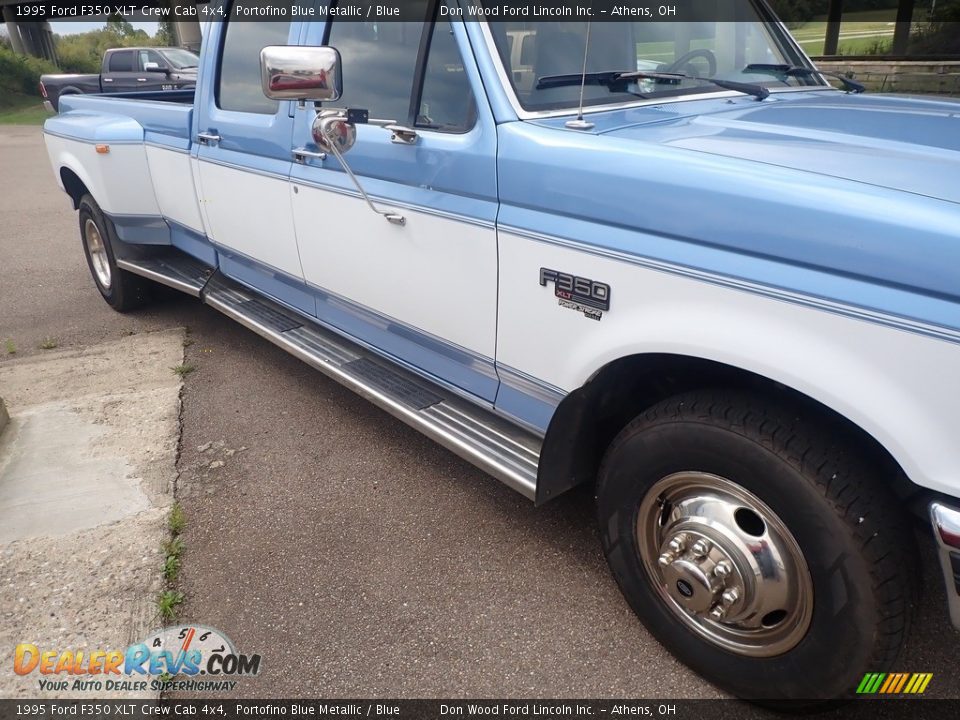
<box><xmin>39</xmin><ymin>46</ymin><xmax>199</xmax><ymax>112</ymax></box>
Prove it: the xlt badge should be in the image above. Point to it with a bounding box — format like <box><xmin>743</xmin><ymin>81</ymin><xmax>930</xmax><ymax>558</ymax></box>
<box><xmin>539</xmin><ymin>268</ymin><xmax>611</xmax><ymax>321</ymax></box>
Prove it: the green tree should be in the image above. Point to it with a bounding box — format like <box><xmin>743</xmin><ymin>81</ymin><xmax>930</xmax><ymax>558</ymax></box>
<box><xmin>911</xmin><ymin>0</ymin><xmax>960</xmax><ymax>54</ymax></box>
<box><xmin>156</xmin><ymin>20</ymin><xmax>177</xmax><ymax>46</ymax></box>
<box><xmin>106</xmin><ymin>16</ymin><xmax>137</xmax><ymax>39</ymax></box>
<box><xmin>0</xmin><ymin>45</ymin><xmax>59</xmax><ymax>99</ymax></box>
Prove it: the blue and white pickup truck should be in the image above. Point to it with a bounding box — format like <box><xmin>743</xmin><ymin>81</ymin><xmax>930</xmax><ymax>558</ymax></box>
<box><xmin>43</xmin><ymin>0</ymin><xmax>960</xmax><ymax>704</ymax></box>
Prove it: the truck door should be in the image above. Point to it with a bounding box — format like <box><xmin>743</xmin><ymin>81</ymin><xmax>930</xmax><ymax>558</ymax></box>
<box><xmin>101</xmin><ymin>50</ymin><xmax>142</xmax><ymax>93</ymax></box>
<box><xmin>194</xmin><ymin>8</ymin><xmax>309</xmax><ymax>311</ymax></box>
<box><xmin>290</xmin><ymin>3</ymin><xmax>500</xmax><ymax>401</ymax></box>
<box><xmin>136</xmin><ymin>49</ymin><xmax>174</xmax><ymax>91</ymax></box>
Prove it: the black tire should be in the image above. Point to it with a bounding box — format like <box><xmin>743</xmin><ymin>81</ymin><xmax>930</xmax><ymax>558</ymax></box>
<box><xmin>596</xmin><ymin>390</ymin><xmax>916</xmax><ymax>705</ymax></box>
<box><xmin>78</xmin><ymin>194</ymin><xmax>150</xmax><ymax>312</ymax></box>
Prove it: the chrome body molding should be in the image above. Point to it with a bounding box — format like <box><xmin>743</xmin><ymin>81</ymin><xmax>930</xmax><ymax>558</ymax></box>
<box><xmin>42</xmin><ymin>129</ymin><xmax>142</xmax><ymax>145</ymax></box>
<box><xmin>198</xmin><ymin>156</ymin><xmax>289</xmax><ymax>183</ymax></box>
<box><xmin>290</xmin><ymin>177</ymin><xmax>497</xmax><ymax>230</ymax></box>
<box><xmin>144</xmin><ymin>141</ymin><xmax>189</xmax><ymax>154</ymax></box>
<box><xmin>930</xmin><ymin>502</ymin><xmax>960</xmax><ymax>630</ymax></box>
<box><xmin>497</xmin><ymin>364</ymin><xmax>566</xmax><ymax>410</ymax></box>
<box><xmin>500</xmin><ymin>225</ymin><xmax>960</xmax><ymax>347</ymax></box>
<box><xmin>301</xmin><ymin>277</ymin><xmax>500</xmax><ymax>384</ymax></box>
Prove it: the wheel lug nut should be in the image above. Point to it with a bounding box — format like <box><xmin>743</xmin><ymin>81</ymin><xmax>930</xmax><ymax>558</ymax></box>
<box><xmin>709</xmin><ymin>604</ymin><xmax>726</xmax><ymax>620</ymax></box>
<box><xmin>722</xmin><ymin>588</ymin><xmax>740</xmax><ymax>605</ymax></box>
<box><xmin>692</xmin><ymin>539</ymin><xmax>712</xmax><ymax>557</ymax></box>
<box><xmin>658</xmin><ymin>552</ymin><xmax>676</xmax><ymax>566</ymax></box>
<box><xmin>668</xmin><ymin>534</ymin><xmax>688</xmax><ymax>553</ymax></box>
<box><xmin>714</xmin><ymin>561</ymin><xmax>732</xmax><ymax>578</ymax></box>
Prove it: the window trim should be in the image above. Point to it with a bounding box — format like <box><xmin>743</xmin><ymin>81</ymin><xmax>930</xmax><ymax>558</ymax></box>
<box><xmin>322</xmin><ymin>0</ymin><xmax>477</xmax><ymax>135</ymax></box>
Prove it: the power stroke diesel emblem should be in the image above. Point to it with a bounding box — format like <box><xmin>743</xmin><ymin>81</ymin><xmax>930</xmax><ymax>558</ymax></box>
<box><xmin>539</xmin><ymin>268</ymin><xmax>611</xmax><ymax>321</ymax></box>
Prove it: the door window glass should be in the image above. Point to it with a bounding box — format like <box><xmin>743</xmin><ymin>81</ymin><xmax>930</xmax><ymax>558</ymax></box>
<box><xmin>416</xmin><ymin>20</ymin><xmax>475</xmax><ymax>132</ymax></box>
<box><xmin>325</xmin><ymin>2</ymin><xmax>475</xmax><ymax>133</ymax></box>
<box><xmin>108</xmin><ymin>51</ymin><xmax>134</xmax><ymax>72</ymax></box>
<box><xmin>138</xmin><ymin>50</ymin><xmax>164</xmax><ymax>71</ymax></box>
<box><xmin>217</xmin><ymin>2</ymin><xmax>292</xmax><ymax>114</ymax></box>
<box><xmin>324</xmin><ymin>0</ymin><xmax>430</xmax><ymax>122</ymax></box>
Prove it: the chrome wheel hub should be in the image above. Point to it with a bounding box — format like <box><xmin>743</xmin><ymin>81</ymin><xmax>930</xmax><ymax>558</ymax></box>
<box><xmin>638</xmin><ymin>472</ymin><xmax>813</xmax><ymax>657</ymax></box>
<box><xmin>84</xmin><ymin>218</ymin><xmax>111</xmax><ymax>290</ymax></box>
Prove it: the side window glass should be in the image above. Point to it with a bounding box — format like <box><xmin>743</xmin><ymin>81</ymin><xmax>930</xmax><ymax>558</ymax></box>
<box><xmin>416</xmin><ymin>20</ymin><xmax>475</xmax><ymax>133</ymax></box>
<box><xmin>217</xmin><ymin>2</ymin><xmax>292</xmax><ymax>114</ymax></box>
<box><xmin>108</xmin><ymin>51</ymin><xmax>134</xmax><ymax>73</ymax></box>
<box><xmin>138</xmin><ymin>50</ymin><xmax>163</xmax><ymax>71</ymax></box>
<box><xmin>324</xmin><ymin>0</ymin><xmax>430</xmax><ymax>121</ymax></box>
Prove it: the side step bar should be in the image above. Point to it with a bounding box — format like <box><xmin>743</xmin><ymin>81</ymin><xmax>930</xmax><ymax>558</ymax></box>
<box><xmin>120</xmin><ymin>254</ymin><xmax>541</xmax><ymax>499</ymax></box>
<box><xmin>117</xmin><ymin>255</ymin><xmax>213</xmax><ymax>297</ymax></box>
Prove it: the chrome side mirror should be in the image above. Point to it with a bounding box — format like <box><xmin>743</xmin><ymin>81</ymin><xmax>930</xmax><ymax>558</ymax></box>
<box><xmin>260</xmin><ymin>45</ymin><xmax>342</xmax><ymax>102</ymax></box>
<box><xmin>143</xmin><ymin>62</ymin><xmax>165</xmax><ymax>73</ymax></box>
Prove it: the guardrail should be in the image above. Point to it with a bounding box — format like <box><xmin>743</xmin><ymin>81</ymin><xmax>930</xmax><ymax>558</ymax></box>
<box><xmin>812</xmin><ymin>57</ymin><xmax>960</xmax><ymax>95</ymax></box>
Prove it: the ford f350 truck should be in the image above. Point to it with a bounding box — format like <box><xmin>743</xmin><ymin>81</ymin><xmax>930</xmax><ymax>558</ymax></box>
<box><xmin>43</xmin><ymin>0</ymin><xmax>960</xmax><ymax>704</ymax></box>
<box><xmin>39</xmin><ymin>46</ymin><xmax>200</xmax><ymax>112</ymax></box>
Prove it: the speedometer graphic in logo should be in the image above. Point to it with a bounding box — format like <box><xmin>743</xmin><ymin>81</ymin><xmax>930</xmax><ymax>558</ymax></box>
<box><xmin>129</xmin><ymin>624</ymin><xmax>260</xmax><ymax>678</ymax></box>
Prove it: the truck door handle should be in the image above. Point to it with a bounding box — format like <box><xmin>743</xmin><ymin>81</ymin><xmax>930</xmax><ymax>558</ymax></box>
<box><xmin>292</xmin><ymin>147</ymin><xmax>326</xmax><ymax>163</ymax></box>
<box><xmin>103</xmin><ymin>78</ymin><xmax>113</xmax><ymax>83</ymax></box>
<box><xmin>137</xmin><ymin>78</ymin><xmax>148</xmax><ymax>83</ymax></box>
<box><xmin>197</xmin><ymin>132</ymin><xmax>221</xmax><ymax>145</ymax></box>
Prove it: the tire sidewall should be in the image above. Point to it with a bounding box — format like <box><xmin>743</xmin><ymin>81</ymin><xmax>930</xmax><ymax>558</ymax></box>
<box><xmin>78</xmin><ymin>196</ymin><xmax>122</xmax><ymax>306</ymax></box>
<box><xmin>598</xmin><ymin>420</ymin><xmax>880</xmax><ymax>701</ymax></box>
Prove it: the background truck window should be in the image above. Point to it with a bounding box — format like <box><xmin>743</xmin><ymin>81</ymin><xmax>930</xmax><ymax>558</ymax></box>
<box><xmin>108</xmin><ymin>51</ymin><xmax>134</xmax><ymax>72</ymax></box>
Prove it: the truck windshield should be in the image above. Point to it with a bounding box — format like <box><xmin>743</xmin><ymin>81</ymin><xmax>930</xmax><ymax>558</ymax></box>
<box><xmin>488</xmin><ymin>1</ymin><xmax>820</xmax><ymax>112</ymax></box>
<box><xmin>162</xmin><ymin>48</ymin><xmax>200</xmax><ymax>69</ymax></box>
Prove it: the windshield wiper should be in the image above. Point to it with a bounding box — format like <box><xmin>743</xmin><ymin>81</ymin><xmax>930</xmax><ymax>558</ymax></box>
<box><xmin>617</xmin><ymin>71</ymin><xmax>770</xmax><ymax>101</ymax></box>
<box><xmin>537</xmin><ymin>70</ymin><xmax>770</xmax><ymax>102</ymax></box>
<box><xmin>535</xmin><ymin>71</ymin><xmax>652</xmax><ymax>98</ymax></box>
<box><xmin>744</xmin><ymin>64</ymin><xmax>865</xmax><ymax>93</ymax></box>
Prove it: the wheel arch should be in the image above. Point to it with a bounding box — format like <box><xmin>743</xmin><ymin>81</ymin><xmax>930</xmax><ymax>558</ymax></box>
<box><xmin>60</xmin><ymin>166</ymin><xmax>90</xmax><ymax>210</ymax></box>
<box><xmin>536</xmin><ymin>352</ymin><xmax>917</xmax><ymax>506</ymax></box>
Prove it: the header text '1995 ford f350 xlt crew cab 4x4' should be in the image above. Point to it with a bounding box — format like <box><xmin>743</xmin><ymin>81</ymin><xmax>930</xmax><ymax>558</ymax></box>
<box><xmin>43</xmin><ymin>0</ymin><xmax>960</xmax><ymax>705</ymax></box>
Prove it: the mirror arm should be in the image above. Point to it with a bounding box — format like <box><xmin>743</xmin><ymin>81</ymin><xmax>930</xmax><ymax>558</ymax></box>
<box><xmin>319</xmin><ymin>117</ymin><xmax>406</xmax><ymax>227</ymax></box>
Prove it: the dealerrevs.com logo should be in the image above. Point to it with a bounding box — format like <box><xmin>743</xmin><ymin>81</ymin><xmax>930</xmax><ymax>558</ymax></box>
<box><xmin>14</xmin><ymin>625</ymin><xmax>261</xmax><ymax>693</ymax></box>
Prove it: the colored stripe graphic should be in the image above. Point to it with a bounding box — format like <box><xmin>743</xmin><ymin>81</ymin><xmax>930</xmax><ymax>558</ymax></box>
<box><xmin>856</xmin><ymin>672</ymin><xmax>932</xmax><ymax>694</ymax></box>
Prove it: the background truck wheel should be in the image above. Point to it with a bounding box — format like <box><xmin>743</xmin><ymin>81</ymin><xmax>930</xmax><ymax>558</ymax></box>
<box><xmin>78</xmin><ymin>194</ymin><xmax>149</xmax><ymax>312</ymax></box>
<box><xmin>596</xmin><ymin>390</ymin><xmax>916</xmax><ymax>705</ymax></box>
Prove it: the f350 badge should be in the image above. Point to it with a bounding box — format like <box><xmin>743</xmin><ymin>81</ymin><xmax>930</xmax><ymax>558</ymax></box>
<box><xmin>539</xmin><ymin>268</ymin><xmax>611</xmax><ymax>321</ymax></box>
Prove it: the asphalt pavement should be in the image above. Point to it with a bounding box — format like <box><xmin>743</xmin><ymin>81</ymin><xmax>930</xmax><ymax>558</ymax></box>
<box><xmin>2</xmin><ymin>125</ymin><xmax>958</xmax><ymax>703</ymax></box>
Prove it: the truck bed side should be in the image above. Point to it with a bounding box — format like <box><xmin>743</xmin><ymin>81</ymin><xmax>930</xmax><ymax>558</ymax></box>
<box><xmin>44</xmin><ymin>92</ymin><xmax>204</xmax><ymax>246</ymax></box>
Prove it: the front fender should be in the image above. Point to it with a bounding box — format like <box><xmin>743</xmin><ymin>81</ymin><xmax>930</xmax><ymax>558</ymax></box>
<box><xmin>497</xmin><ymin>229</ymin><xmax>960</xmax><ymax>501</ymax></box>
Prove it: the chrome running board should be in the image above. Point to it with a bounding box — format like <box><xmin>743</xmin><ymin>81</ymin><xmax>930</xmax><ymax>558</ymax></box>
<box><xmin>196</xmin><ymin>270</ymin><xmax>540</xmax><ymax>499</ymax></box>
<box><xmin>117</xmin><ymin>254</ymin><xmax>213</xmax><ymax>297</ymax></box>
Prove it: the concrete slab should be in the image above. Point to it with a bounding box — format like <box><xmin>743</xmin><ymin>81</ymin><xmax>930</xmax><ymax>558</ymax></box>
<box><xmin>0</xmin><ymin>403</ymin><xmax>149</xmax><ymax>543</ymax></box>
<box><xmin>0</xmin><ymin>329</ymin><xmax>184</xmax><ymax>699</ymax></box>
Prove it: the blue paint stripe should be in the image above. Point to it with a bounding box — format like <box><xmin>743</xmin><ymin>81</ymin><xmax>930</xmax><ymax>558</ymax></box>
<box><xmin>499</xmin><ymin>212</ymin><xmax>960</xmax><ymax>344</ymax></box>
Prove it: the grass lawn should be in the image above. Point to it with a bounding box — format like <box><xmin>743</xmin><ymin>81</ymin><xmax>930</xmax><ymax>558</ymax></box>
<box><xmin>0</xmin><ymin>93</ymin><xmax>53</xmax><ymax>125</ymax></box>
<box><xmin>790</xmin><ymin>8</ymin><xmax>929</xmax><ymax>56</ymax></box>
